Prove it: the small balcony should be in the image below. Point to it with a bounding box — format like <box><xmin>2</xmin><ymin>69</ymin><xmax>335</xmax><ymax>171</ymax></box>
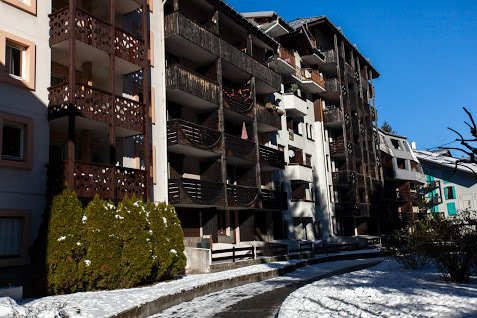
<box><xmin>332</xmin><ymin>171</ymin><xmax>356</xmax><ymax>187</ymax></box>
<box><xmin>49</xmin><ymin>7</ymin><xmax>145</xmax><ymax>68</ymax></box>
<box><xmin>387</xmin><ymin>191</ymin><xmax>424</xmax><ymax>203</ymax></box>
<box><xmin>166</xmin><ymin>64</ymin><xmax>220</xmax><ymax>110</ymax></box>
<box><xmin>48</xmin><ymin>83</ymin><xmax>145</xmax><ymax>135</ymax></box>
<box><xmin>292</xmin><ymin>68</ymin><xmax>326</xmax><ymax>94</ymax></box>
<box><xmin>259</xmin><ymin>145</ymin><xmax>285</xmax><ymax>170</ymax></box>
<box><xmin>321</xmin><ymin>78</ymin><xmax>340</xmax><ymax>99</ymax></box>
<box><xmin>286</xmin><ymin>164</ymin><xmax>313</xmax><ymax>183</ymax></box>
<box><xmin>227</xmin><ymin>184</ymin><xmax>259</xmax><ymax>208</ymax></box>
<box><xmin>329</xmin><ymin>141</ymin><xmax>349</xmax><ymax>158</ymax></box>
<box><xmin>261</xmin><ymin>189</ymin><xmax>288</xmax><ymax>210</ymax></box>
<box><xmin>167</xmin><ymin>119</ymin><xmax>222</xmax><ymax>157</ymax></box>
<box><xmin>323</xmin><ymin>107</ymin><xmax>344</xmax><ymax>128</ymax></box>
<box><xmin>268</xmin><ymin>47</ymin><xmax>296</xmax><ymax>76</ymax></box>
<box><xmin>257</xmin><ymin>104</ymin><xmax>282</xmax><ymax>132</ymax></box>
<box><xmin>281</xmin><ymin>93</ymin><xmax>307</xmax><ymax>117</ymax></box>
<box><xmin>323</xmin><ymin>50</ymin><xmax>338</xmax><ymax>65</ymax></box>
<box><xmin>223</xmin><ymin>86</ymin><xmax>254</xmax><ymax>118</ymax></box>
<box><xmin>344</xmin><ymin>62</ymin><xmax>354</xmax><ymax>76</ymax></box>
<box><xmin>169</xmin><ymin>178</ymin><xmax>225</xmax><ymax>207</ymax></box>
<box><xmin>225</xmin><ymin>134</ymin><xmax>256</xmax><ymax>163</ymax></box>
<box><xmin>63</xmin><ymin>161</ymin><xmax>146</xmax><ymax>201</ymax></box>
<box><xmin>335</xmin><ymin>202</ymin><xmax>370</xmax><ymax>218</ymax></box>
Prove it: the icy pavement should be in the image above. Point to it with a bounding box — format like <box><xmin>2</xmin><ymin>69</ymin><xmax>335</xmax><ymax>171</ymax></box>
<box><xmin>150</xmin><ymin>258</ymin><xmax>383</xmax><ymax>318</ymax></box>
<box><xmin>278</xmin><ymin>259</ymin><xmax>477</xmax><ymax>318</ymax></box>
<box><xmin>0</xmin><ymin>249</ymin><xmax>379</xmax><ymax>318</ymax></box>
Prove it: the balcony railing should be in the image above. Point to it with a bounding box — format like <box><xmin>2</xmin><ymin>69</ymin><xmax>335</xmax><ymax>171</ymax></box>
<box><xmin>227</xmin><ymin>184</ymin><xmax>259</xmax><ymax>208</ymax></box>
<box><xmin>49</xmin><ymin>7</ymin><xmax>145</xmax><ymax>67</ymax></box>
<box><xmin>344</xmin><ymin>62</ymin><xmax>354</xmax><ymax>76</ymax></box>
<box><xmin>278</xmin><ymin>47</ymin><xmax>296</xmax><ymax>68</ymax></box>
<box><xmin>324</xmin><ymin>78</ymin><xmax>340</xmax><ymax>93</ymax></box>
<box><xmin>167</xmin><ymin>119</ymin><xmax>222</xmax><ymax>152</ymax></box>
<box><xmin>64</xmin><ymin>161</ymin><xmax>146</xmax><ymax>200</ymax></box>
<box><xmin>323</xmin><ymin>108</ymin><xmax>344</xmax><ymax>125</ymax></box>
<box><xmin>330</xmin><ymin>141</ymin><xmax>350</xmax><ymax>157</ymax></box>
<box><xmin>257</xmin><ymin>104</ymin><xmax>282</xmax><ymax>130</ymax></box>
<box><xmin>48</xmin><ymin>83</ymin><xmax>145</xmax><ymax>132</ymax></box>
<box><xmin>261</xmin><ymin>189</ymin><xmax>288</xmax><ymax>210</ymax></box>
<box><xmin>164</xmin><ymin>12</ymin><xmax>280</xmax><ymax>90</ymax></box>
<box><xmin>259</xmin><ymin>145</ymin><xmax>285</xmax><ymax>169</ymax></box>
<box><xmin>332</xmin><ymin>171</ymin><xmax>356</xmax><ymax>187</ymax></box>
<box><xmin>223</xmin><ymin>86</ymin><xmax>253</xmax><ymax>116</ymax></box>
<box><xmin>388</xmin><ymin>191</ymin><xmax>424</xmax><ymax>203</ymax></box>
<box><xmin>225</xmin><ymin>134</ymin><xmax>256</xmax><ymax>162</ymax></box>
<box><xmin>323</xmin><ymin>50</ymin><xmax>337</xmax><ymax>64</ymax></box>
<box><xmin>335</xmin><ymin>202</ymin><xmax>370</xmax><ymax>217</ymax></box>
<box><xmin>295</xmin><ymin>68</ymin><xmax>325</xmax><ymax>87</ymax></box>
<box><xmin>169</xmin><ymin>178</ymin><xmax>225</xmax><ymax>206</ymax></box>
<box><xmin>357</xmin><ymin>173</ymin><xmax>365</xmax><ymax>188</ymax></box>
<box><xmin>166</xmin><ymin>64</ymin><xmax>220</xmax><ymax>105</ymax></box>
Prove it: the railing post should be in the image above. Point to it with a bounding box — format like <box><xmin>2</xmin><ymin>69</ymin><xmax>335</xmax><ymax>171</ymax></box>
<box><xmin>232</xmin><ymin>247</ymin><xmax>235</xmax><ymax>262</ymax></box>
<box><xmin>253</xmin><ymin>246</ymin><xmax>256</xmax><ymax>260</ymax></box>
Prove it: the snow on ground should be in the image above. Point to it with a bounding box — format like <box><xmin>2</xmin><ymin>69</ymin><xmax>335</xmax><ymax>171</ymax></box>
<box><xmin>0</xmin><ymin>249</ymin><xmax>378</xmax><ymax>318</ymax></box>
<box><xmin>150</xmin><ymin>258</ymin><xmax>383</xmax><ymax>318</ymax></box>
<box><xmin>278</xmin><ymin>259</ymin><xmax>477</xmax><ymax>318</ymax></box>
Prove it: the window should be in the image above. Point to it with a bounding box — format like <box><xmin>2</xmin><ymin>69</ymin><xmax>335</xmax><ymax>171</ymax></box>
<box><xmin>444</xmin><ymin>186</ymin><xmax>456</xmax><ymax>200</ymax></box>
<box><xmin>0</xmin><ymin>30</ymin><xmax>36</xmax><ymax>89</ymax></box>
<box><xmin>0</xmin><ymin>210</ymin><xmax>31</xmax><ymax>267</ymax></box>
<box><xmin>2</xmin><ymin>122</ymin><xmax>24</xmax><ymax>161</ymax></box>
<box><xmin>0</xmin><ymin>113</ymin><xmax>33</xmax><ymax>169</ymax></box>
<box><xmin>447</xmin><ymin>202</ymin><xmax>456</xmax><ymax>216</ymax></box>
<box><xmin>390</xmin><ymin>139</ymin><xmax>401</xmax><ymax>150</ymax></box>
<box><xmin>1</xmin><ymin>0</ymin><xmax>36</xmax><ymax>15</ymax></box>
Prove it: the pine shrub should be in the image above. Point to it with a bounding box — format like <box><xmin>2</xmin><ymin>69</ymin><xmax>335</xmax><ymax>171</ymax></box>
<box><xmin>117</xmin><ymin>195</ymin><xmax>153</xmax><ymax>288</ymax></box>
<box><xmin>46</xmin><ymin>187</ymin><xmax>87</xmax><ymax>294</ymax></box>
<box><xmin>83</xmin><ymin>195</ymin><xmax>122</xmax><ymax>290</ymax></box>
<box><xmin>161</xmin><ymin>203</ymin><xmax>186</xmax><ymax>278</ymax></box>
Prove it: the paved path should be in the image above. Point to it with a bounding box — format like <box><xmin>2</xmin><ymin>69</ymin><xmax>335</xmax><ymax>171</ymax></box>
<box><xmin>151</xmin><ymin>257</ymin><xmax>383</xmax><ymax>318</ymax></box>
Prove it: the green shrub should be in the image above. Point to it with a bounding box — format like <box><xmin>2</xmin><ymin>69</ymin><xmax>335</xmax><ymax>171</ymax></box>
<box><xmin>83</xmin><ymin>195</ymin><xmax>122</xmax><ymax>290</ymax></box>
<box><xmin>117</xmin><ymin>195</ymin><xmax>153</xmax><ymax>288</ymax></box>
<box><xmin>46</xmin><ymin>187</ymin><xmax>87</xmax><ymax>294</ymax></box>
<box><xmin>161</xmin><ymin>203</ymin><xmax>186</xmax><ymax>278</ymax></box>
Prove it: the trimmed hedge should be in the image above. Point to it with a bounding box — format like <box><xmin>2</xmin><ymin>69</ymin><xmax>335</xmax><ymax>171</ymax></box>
<box><xmin>46</xmin><ymin>190</ymin><xmax>186</xmax><ymax>294</ymax></box>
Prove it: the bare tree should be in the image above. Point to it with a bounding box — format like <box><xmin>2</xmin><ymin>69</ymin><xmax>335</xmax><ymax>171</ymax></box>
<box><xmin>439</xmin><ymin>107</ymin><xmax>477</xmax><ymax>177</ymax></box>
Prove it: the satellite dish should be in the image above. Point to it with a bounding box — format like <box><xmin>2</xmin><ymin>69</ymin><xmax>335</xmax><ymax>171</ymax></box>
<box><xmin>288</xmin><ymin>149</ymin><xmax>295</xmax><ymax>158</ymax></box>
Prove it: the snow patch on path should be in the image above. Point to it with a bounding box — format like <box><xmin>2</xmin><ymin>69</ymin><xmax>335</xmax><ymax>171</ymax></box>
<box><xmin>278</xmin><ymin>259</ymin><xmax>477</xmax><ymax>318</ymax></box>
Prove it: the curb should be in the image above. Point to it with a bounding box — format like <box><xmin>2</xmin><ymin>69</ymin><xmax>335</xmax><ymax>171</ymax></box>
<box><xmin>110</xmin><ymin>251</ymin><xmax>383</xmax><ymax>318</ymax></box>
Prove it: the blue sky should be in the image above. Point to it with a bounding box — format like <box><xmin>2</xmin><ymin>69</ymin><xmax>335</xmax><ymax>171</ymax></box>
<box><xmin>227</xmin><ymin>0</ymin><xmax>477</xmax><ymax>153</ymax></box>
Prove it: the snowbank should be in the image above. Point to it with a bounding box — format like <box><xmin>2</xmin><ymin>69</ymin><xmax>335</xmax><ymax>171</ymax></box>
<box><xmin>278</xmin><ymin>259</ymin><xmax>477</xmax><ymax>318</ymax></box>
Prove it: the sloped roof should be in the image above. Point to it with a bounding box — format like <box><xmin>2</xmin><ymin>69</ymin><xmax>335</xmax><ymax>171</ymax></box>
<box><xmin>414</xmin><ymin>149</ymin><xmax>477</xmax><ymax>176</ymax></box>
<box><xmin>288</xmin><ymin>15</ymin><xmax>380</xmax><ymax>77</ymax></box>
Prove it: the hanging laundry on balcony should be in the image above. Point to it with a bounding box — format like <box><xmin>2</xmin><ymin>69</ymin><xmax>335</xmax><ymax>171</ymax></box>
<box><xmin>241</xmin><ymin>122</ymin><xmax>248</xmax><ymax>140</ymax></box>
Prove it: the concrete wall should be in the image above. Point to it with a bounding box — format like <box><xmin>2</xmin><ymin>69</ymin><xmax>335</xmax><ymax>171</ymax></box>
<box><xmin>184</xmin><ymin>247</ymin><xmax>212</xmax><ymax>274</ymax></box>
<box><xmin>0</xmin><ymin>1</ymin><xmax>50</xmax><ymax>265</ymax></box>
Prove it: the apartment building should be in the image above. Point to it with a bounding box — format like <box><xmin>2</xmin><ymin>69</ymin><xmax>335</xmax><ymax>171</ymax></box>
<box><xmin>379</xmin><ymin>130</ymin><xmax>426</xmax><ymax>232</ymax></box>
<box><xmin>414</xmin><ymin>149</ymin><xmax>477</xmax><ymax>218</ymax></box>
<box><xmin>164</xmin><ymin>0</ymin><xmax>287</xmax><ymax>244</ymax></box>
<box><xmin>0</xmin><ymin>0</ymin><xmax>50</xmax><ymax>284</ymax></box>
<box><xmin>246</xmin><ymin>13</ymin><xmax>383</xmax><ymax>237</ymax></box>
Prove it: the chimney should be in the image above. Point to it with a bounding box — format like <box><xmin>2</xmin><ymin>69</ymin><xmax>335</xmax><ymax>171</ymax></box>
<box><xmin>410</xmin><ymin>141</ymin><xmax>416</xmax><ymax>150</ymax></box>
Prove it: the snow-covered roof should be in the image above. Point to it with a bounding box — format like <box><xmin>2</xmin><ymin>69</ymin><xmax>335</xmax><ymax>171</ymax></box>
<box><xmin>414</xmin><ymin>149</ymin><xmax>477</xmax><ymax>176</ymax></box>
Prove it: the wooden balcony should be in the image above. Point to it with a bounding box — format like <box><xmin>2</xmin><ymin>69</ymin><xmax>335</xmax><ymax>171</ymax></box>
<box><xmin>357</xmin><ymin>173</ymin><xmax>365</xmax><ymax>188</ymax></box>
<box><xmin>335</xmin><ymin>202</ymin><xmax>370</xmax><ymax>218</ymax></box>
<box><xmin>330</xmin><ymin>141</ymin><xmax>350</xmax><ymax>158</ymax></box>
<box><xmin>164</xmin><ymin>12</ymin><xmax>280</xmax><ymax>92</ymax></box>
<box><xmin>344</xmin><ymin>62</ymin><xmax>354</xmax><ymax>76</ymax></box>
<box><xmin>261</xmin><ymin>189</ymin><xmax>288</xmax><ymax>210</ymax></box>
<box><xmin>332</xmin><ymin>171</ymin><xmax>356</xmax><ymax>187</ymax></box>
<box><xmin>169</xmin><ymin>178</ymin><xmax>225</xmax><ymax>207</ymax></box>
<box><xmin>323</xmin><ymin>107</ymin><xmax>344</xmax><ymax>127</ymax></box>
<box><xmin>387</xmin><ymin>191</ymin><xmax>424</xmax><ymax>203</ymax></box>
<box><xmin>49</xmin><ymin>7</ymin><xmax>145</xmax><ymax>67</ymax></box>
<box><xmin>48</xmin><ymin>83</ymin><xmax>145</xmax><ymax>134</ymax></box>
<box><xmin>322</xmin><ymin>78</ymin><xmax>340</xmax><ymax>99</ymax></box>
<box><xmin>259</xmin><ymin>145</ymin><xmax>285</xmax><ymax>170</ymax></box>
<box><xmin>166</xmin><ymin>64</ymin><xmax>220</xmax><ymax>109</ymax></box>
<box><xmin>257</xmin><ymin>104</ymin><xmax>282</xmax><ymax>132</ymax></box>
<box><xmin>63</xmin><ymin>161</ymin><xmax>146</xmax><ymax>201</ymax></box>
<box><xmin>227</xmin><ymin>184</ymin><xmax>259</xmax><ymax>208</ymax></box>
<box><xmin>278</xmin><ymin>47</ymin><xmax>296</xmax><ymax>68</ymax></box>
<box><xmin>225</xmin><ymin>134</ymin><xmax>256</xmax><ymax>162</ymax></box>
<box><xmin>269</xmin><ymin>47</ymin><xmax>296</xmax><ymax>75</ymax></box>
<box><xmin>293</xmin><ymin>68</ymin><xmax>325</xmax><ymax>94</ymax></box>
<box><xmin>167</xmin><ymin>119</ymin><xmax>222</xmax><ymax>156</ymax></box>
<box><xmin>323</xmin><ymin>50</ymin><xmax>338</xmax><ymax>64</ymax></box>
<box><xmin>223</xmin><ymin>86</ymin><xmax>253</xmax><ymax>117</ymax></box>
